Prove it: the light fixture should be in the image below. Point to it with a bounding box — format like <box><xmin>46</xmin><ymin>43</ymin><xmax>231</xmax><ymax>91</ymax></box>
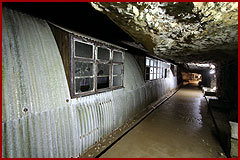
<box><xmin>209</xmin><ymin>69</ymin><xmax>215</xmax><ymax>74</ymax></box>
<box><xmin>210</xmin><ymin>64</ymin><xmax>215</xmax><ymax>69</ymax></box>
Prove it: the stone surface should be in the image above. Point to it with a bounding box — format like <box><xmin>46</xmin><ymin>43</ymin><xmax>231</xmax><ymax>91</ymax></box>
<box><xmin>91</xmin><ymin>2</ymin><xmax>238</xmax><ymax>63</ymax></box>
<box><xmin>230</xmin><ymin>138</ymin><xmax>238</xmax><ymax>158</ymax></box>
<box><xmin>100</xmin><ymin>84</ymin><xmax>226</xmax><ymax>158</ymax></box>
<box><xmin>229</xmin><ymin>121</ymin><xmax>238</xmax><ymax>139</ymax></box>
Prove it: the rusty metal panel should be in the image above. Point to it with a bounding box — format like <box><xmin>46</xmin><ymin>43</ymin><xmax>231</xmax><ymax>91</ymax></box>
<box><xmin>49</xmin><ymin>24</ymin><xmax>71</xmax><ymax>90</ymax></box>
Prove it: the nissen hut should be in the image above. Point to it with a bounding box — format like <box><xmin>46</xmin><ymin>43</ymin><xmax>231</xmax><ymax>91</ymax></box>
<box><xmin>2</xmin><ymin>6</ymin><xmax>178</xmax><ymax>158</ymax></box>
<box><xmin>2</xmin><ymin>2</ymin><xmax>238</xmax><ymax>158</ymax></box>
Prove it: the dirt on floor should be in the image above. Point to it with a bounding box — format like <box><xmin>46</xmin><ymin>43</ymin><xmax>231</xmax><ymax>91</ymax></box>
<box><xmin>100</xmin><ymin>84</ymin><xmax>226</xmax><ymax>158</ymax></box>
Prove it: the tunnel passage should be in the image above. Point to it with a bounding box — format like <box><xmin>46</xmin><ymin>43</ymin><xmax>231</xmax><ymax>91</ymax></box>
<box><xmin>100</xmin><ymin>84</ymin><xmax>226</xmax><ymax>158</ymax></box>
<box><xmin>2</xmin><ymin>2</ymin><xmax>238</xmax><ymax>158</ymax></box>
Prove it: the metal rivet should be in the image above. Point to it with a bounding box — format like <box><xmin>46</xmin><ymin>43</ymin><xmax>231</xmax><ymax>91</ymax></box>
<box><xmin>23</xmin><ymin>107</ymin><xmax>28</xmax><ymax>112</ymax></box>
<box><xmin>66</xmin><ymin>99</ymin><xmax>69</xmax><ymax>103</ymax></box>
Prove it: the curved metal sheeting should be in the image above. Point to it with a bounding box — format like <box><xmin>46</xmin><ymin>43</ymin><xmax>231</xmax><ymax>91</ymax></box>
<box><xmin>2</xmin><ymin>7</ymin><xmax>178</xmax><ymax>158</ymax></box>
<box><xmin>2</xmin><ymin>8</ymin><xmax>70</xmax><ymax>121</ymax></box>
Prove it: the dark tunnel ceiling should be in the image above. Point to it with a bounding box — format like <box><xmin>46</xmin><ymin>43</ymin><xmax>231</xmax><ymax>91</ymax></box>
<box><xmin>3</xmin><ymin>3</ymin><xmax>134</xmax><ymax>46</ymax></box>
<box><xmin>3</xmin><ymin>2</ymin><xmax>238</xmax><ymax>67</ymax></box>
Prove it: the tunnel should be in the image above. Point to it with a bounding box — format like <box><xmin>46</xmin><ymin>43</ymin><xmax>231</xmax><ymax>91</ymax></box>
<box><xmin>2</xmin><ymin>2</ymin><xmax>238</xmax><ymax>158</ymax></box>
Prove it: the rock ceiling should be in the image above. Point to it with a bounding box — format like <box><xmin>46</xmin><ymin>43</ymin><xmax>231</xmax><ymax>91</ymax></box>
<box><xmin>91</xmin><ymin>2</ymin><xmax>238</xmax><ymax>63</ymax></box>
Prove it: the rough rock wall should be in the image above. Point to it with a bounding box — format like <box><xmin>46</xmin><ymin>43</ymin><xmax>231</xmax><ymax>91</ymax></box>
<box><xmin>91</xmin><ymin>2</ymin><xmax>238</xmax><ymax>62</ymax></box>
<box><xmin>216</xmin><ymin>60</ymin><xmax>238</xmax><ymax>109</ymax></box>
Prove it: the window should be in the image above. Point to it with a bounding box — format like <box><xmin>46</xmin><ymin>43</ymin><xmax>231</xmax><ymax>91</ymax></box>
<box><xmin>146</xmin><ymin>57</ymin><xmax>169</xmax><ymax>80</ymax></box>
<box><xmin>165</xmin><ymin>68</ymin><xmax>168</xmax><ymax>78</ymax></box>
<box><xmin>71</xmin><ymin>36</ymin><xmax>124</xmax><ymax>97</ymax></box>
<box><xmin>97</xmin><ymin>47</ymin><xmax>110</xmax><ymax>90</ymax></box>
<box><xmin>164</xmin><ymin>63</ymin><xmax>171</xmax><ymax>78</ymax></box>
<box><xmin>112</xmin><ymin>50</ymin><xmax>124</xmax><ymax>87</ymax></box>
<box><xmin>170</xmin><ymin>64</ymin><xmax>177</xmax><ymax>77</ymax></box>
<box><xmin>74</xmin><ymin>41</ymin><xmax>94</xmax><ymax>94</ymax></box>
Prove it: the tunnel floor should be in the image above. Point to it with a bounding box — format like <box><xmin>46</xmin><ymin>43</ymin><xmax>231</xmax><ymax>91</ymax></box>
<box><xmin>100</xmin><ymin>84</ymin><xmax>226</xmax><ymax>158</ymax></box>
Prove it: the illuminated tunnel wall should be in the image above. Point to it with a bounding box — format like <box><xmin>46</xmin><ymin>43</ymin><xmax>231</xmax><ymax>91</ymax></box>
<box><xmin>2</xmin><ymin>7</ymin><xmax>178</xmax><ymax>158</ymax></box>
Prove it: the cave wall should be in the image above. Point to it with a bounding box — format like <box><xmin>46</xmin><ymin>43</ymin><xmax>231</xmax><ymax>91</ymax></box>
<box><xmin>216</xmin><ymin>61</ymin><xmax>238</xmax><ymax>110</ymax></box>
<box><xmin>90</xmin><ymin>2</ymin><xmax>238</xmax><ymax>62</ymax></box>
<box><xmin>2</xmin><ymin>7</ymin><xmax>179</xmax><ymax>158</ymax></box>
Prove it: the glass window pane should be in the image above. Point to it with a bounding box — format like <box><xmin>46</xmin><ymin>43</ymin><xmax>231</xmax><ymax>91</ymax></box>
<box><xmin>157</xmin><ymin>74</ymin><xmax>160</xmax><ymax>78</ymax></box>
<box><xmin>150</xmin><ymin>67</ymin><xmax>153</xmax><ymax>73</ymax></box>
<box><xmin>98</xmin><ymin>63</ymin><xmax>109</xmax><ymax>76</ymax></box>
<box><xmin>154</xmin><ymin>60</ymin><xmax>157</xmax><ymax>67</ymax></box>
<box><xmin>75</xmin><ymin>78</ymin><xmax>93</xmax><ymax>93</ymax></box>
<box><xmin>98</xmin><ymin>47</ymin><xmax>110</xmax><ymax>60</ymax></box>
<box><xmin>113</xmin><ymin>64</ymin><xmax>122</xmax><ymax>75</ymax></box>
<box><xmin>162</xmin><ymin>68</ymin><xmax>165</xmax><ymax>78</ymax></box>
<box><xmin>154</xmin><ymin>68</ymin><xmax>156</xmax><ymax>74</ymax></box>
<box><xmin>113</xmin><ymin>51</ymin><xmax>123</xmax><ymax>62</ymax></box>
<box><xmin>150</xmin><ymin>60</ymin><xmax>153</xmax><ymax>66</ymax></box>
<box><xmin>146</xmin><ymin>58</ymin><xmax>150</xmax><ymax>66</ymax></box>
<box><xmin>75</xmin><ymin>41</ymin><xmax>92</xmax><ymax>58</ymax></box>
<box><xmin>150</xmin><ymin>74</ymin><xmax>153</xmax><ymax>80</ymax></box>
<box><xmin>113</xmin><ymin>76</ymin><xmax>121</xmax><ymax>86</ymax></box>
<box><xmin>158</xmin><ymin>61</ymin><xmax>161</xmax><ymax>66</ymax></box>
<box><xmin>75</xmin><ymin>62</ymin><xmax>93</xmax><ymax>77</ymax></box>
<box><xmin>97</xmin><ymin>77</ymin><xmax>109</xmax><ymax>89</ymax></box>
<box><xmin>165</xmin><ymin>69</ymin><xmax>168</xmax><ymax>78</ymax></box>
<box><xmin>154</xmin><ymin>74</ymin><xmax>156</xmax><ymax>79</ymax></box>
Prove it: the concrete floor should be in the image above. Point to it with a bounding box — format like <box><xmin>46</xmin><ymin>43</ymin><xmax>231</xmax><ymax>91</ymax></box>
<box><xmin>100</xmin><ymin>84</ymin><xmax>226</xmax><ymax>158</ymax></box>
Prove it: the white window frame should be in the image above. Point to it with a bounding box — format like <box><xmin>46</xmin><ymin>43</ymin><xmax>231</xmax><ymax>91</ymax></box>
<box><xmin>146</xmin><ymin>57</ymin><xmax>170</xmax><ymax>81</ymax></box>
<box><xmin>71</xmin><ymin>35</ymin><xmax>124</xmax><ymax>98</ymax></box>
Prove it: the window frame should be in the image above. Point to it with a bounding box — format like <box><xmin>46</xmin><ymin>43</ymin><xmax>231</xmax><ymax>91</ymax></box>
<box><xmin>70</xmin><ymin>34</ymin><xmax>124</xmax><ymax>98</ymax></box>
<box><xmin>112</xmin><ymin>50</ymin><xmax>124</xmax><ymax>89</ymax></box>
<box><xmin>96</xmin><ymin>46</ymin><xmax>111</xmax><ymax>92</ymax></box>
<box><xmin>145</xmin><ymin>56</ymin><xmax>171</xmax><ymax>81</ymax></box>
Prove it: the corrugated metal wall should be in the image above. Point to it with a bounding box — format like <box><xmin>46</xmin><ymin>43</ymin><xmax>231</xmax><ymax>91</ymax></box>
<box><xmin>2</xmin><ymin>8</ymin><xmax>71</xmax><ymax>121</ymax></box>
<box><xmin>2</xmin><ymin>7</ymin><xmax>178</xmax><ymax>158</ymax></box>
<box><xmin>2</xmin><ymin>7</ymin><xmax>73</xmax><ymax>157</ymax></box>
